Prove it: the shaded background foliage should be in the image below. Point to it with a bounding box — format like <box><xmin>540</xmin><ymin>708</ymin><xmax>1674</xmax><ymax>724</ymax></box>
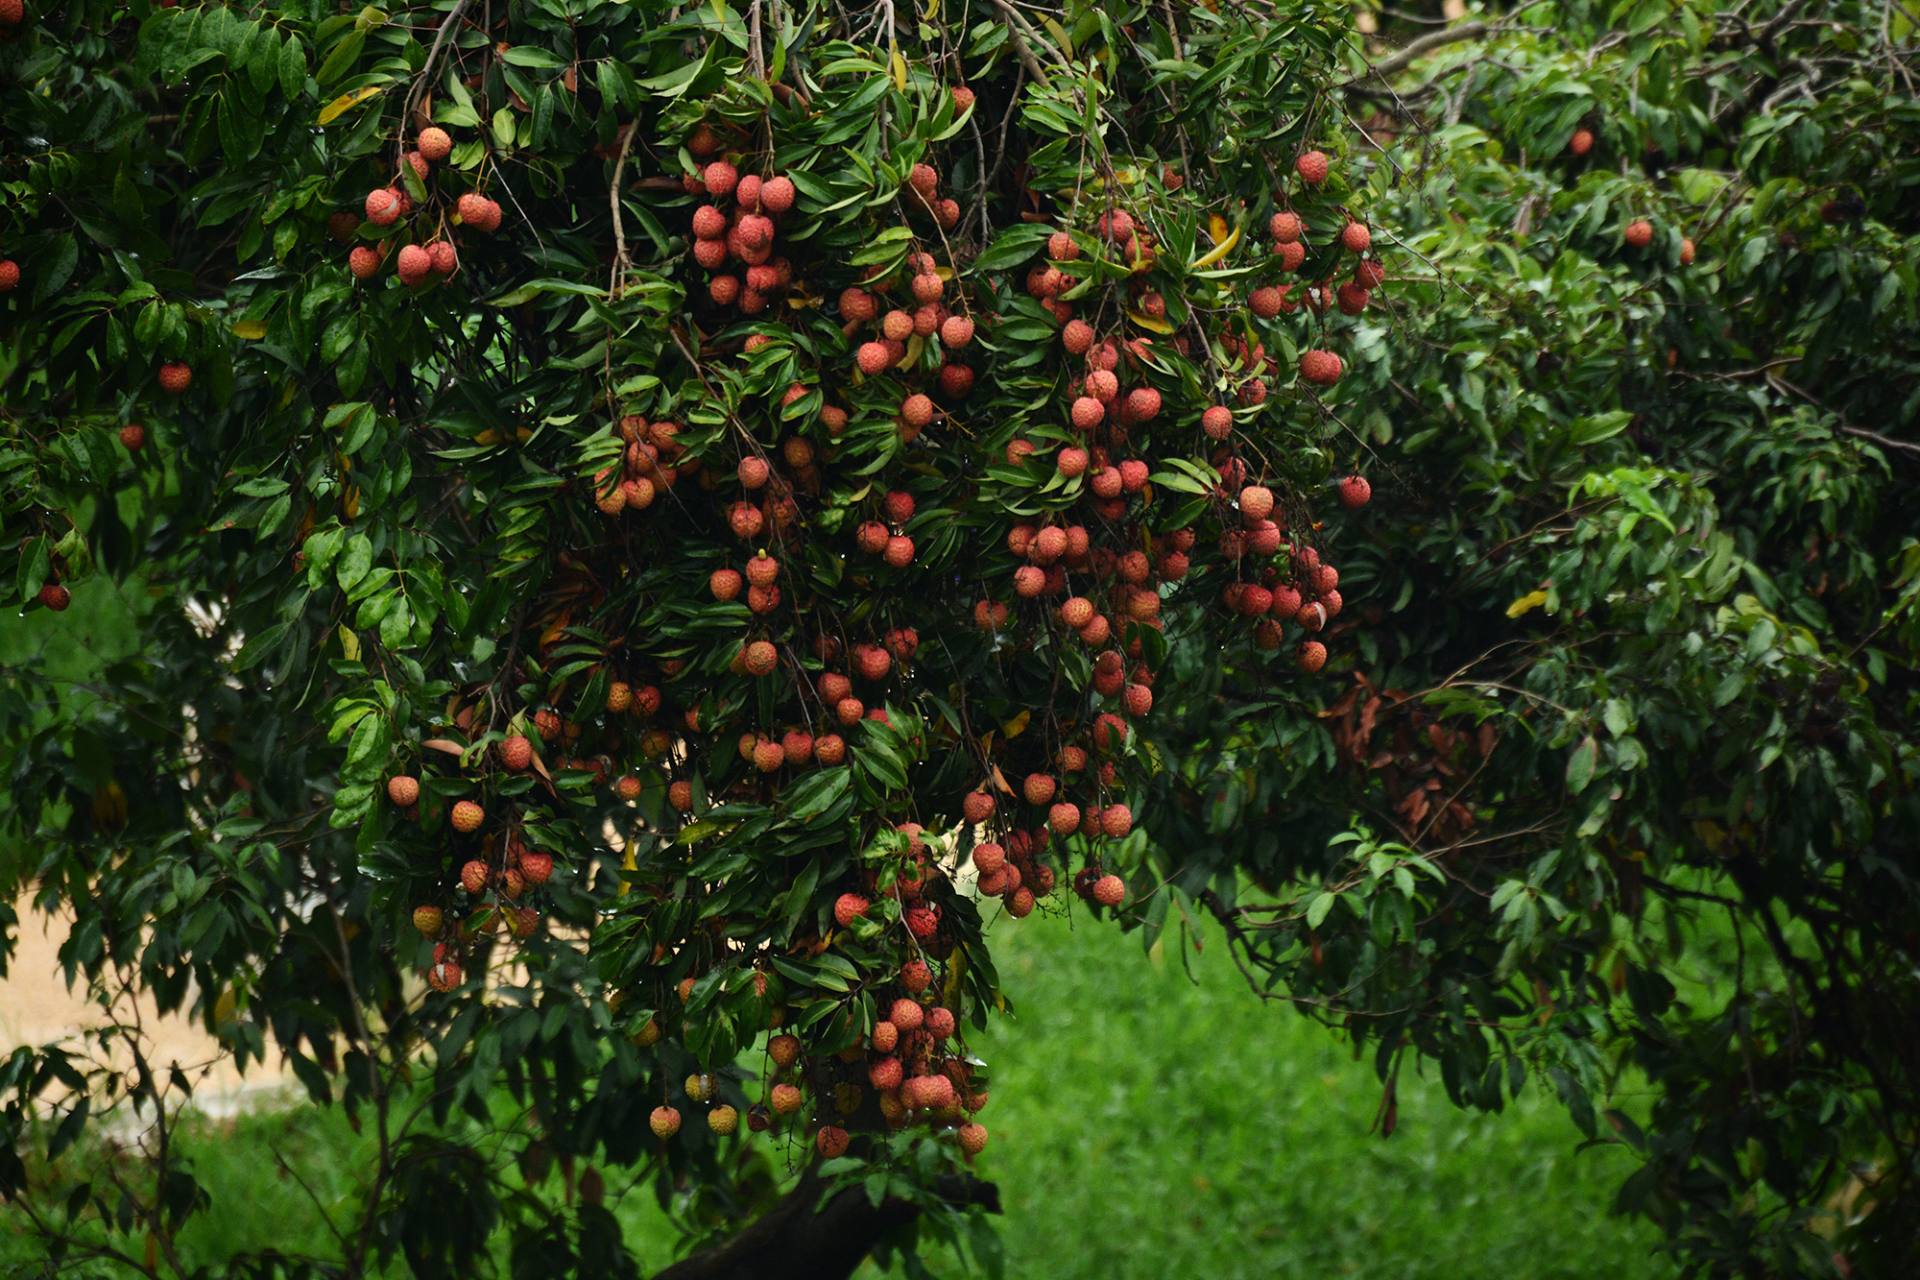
<box><xmin>3</xmin><ymin>2</ymin><xmax>1919</xmax><ymax>1279</ymax></box>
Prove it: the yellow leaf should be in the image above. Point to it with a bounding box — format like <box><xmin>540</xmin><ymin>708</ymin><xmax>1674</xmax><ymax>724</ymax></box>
<box><xmin>1207</xmin><ymin>214</ymin><xmax>1232</xmax><ymax>245</ymax></box>
<box><xmin>231</xmin><ymin>318</ymin><xmax>268</xmax><ymax>340</ymax></box>
<box><xmin>1001</xmin><ymin>709</ymin><xmax>1031</xmax><ymax>739</ymax></box>
<box><xmin>889</xmin><ymin>42</ymin><xmax>908</xmax><ymax>91</ymax></box>
<box><xmin>897</xmin><ymin>334</ymin><xmax>924</xmax><ymax>369</ymax></box>
<box><xmin>1041</xmin><ymin>16</ymin><xmax>1074</xmax><ymax>55</ymax></box>
<box><xmin>1189</xmin><ymin>224</ymin><xmax>1241</xmax><ymax>270</ymax></box>
<box><xmin>1505</xmin><ymin>589</ymin><xmax>1549</xmax><ymax>618</ymax></box>
<box><xmin>1125</xmin><ymin>306</ymin><xmax>1175</xmax><ymax>334</ymax></box>
<box><xmin>338</xmin><ymin>624</ymin><xmax>361</xmax><ymax>662</ymax></box>
<box><xmin>317</xmin><ymin>85</ymin><xmax>384</xmax><ymax>126</ymax></box>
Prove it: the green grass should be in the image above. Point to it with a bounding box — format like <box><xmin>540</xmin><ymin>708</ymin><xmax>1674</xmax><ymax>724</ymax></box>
<box><xmin>3</xmin><ymin>910</ymin><xmax>1674</xmax><ymax>1278</ymax></box>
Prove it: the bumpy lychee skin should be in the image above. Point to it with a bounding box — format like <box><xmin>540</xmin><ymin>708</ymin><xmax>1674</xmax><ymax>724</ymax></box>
<box><xmin>890</xmin><ymin>997</ymin><xmax>926</xmax><ymax>1031</ymax></box>
<box><xmin>387</xmin><ymin>775</ymin><xmax>421</xmax><ymax>807</ymax></box>
<box><xmin>157</xmin><ymin>362</ymin><xmax>193</xmax><ymax>394</ymax></box>
<box><xmin>1568</xmin><ymin>127</ymin><xmax>1594</xmax><ymax>157</ymax></box>
<box><xmin>761</xmin><ymin>175</ymin><xmax>797</xmax><ymax>215</ymax></box>
<box><xmin>901</xmin><ymin>958</ymin><xmax>932</xmax><ymax>993</ymax></box>
<box><xmin>411</xmin><ymin>904</ymin><xmax>443</xmax><ymax>937</ymax></box>
<box><xmin>119</xmin><ymin>423</ymin><xmax>146</xmax><ymax>451</ymax></box>
<box><xmin>456</xmin><ymin>192</ymin><xmax>502</xmax><ymax>233</ymax></box>
<box><xmin>707</xmin><ymin>1105</ymin><xmax>739</xmax><ymax>1135</ymax></box>
<box><xmin>365</xmin><ymin>187</ymin><xmax>402</xmax><ymax>226</ymax></box>
<box><xmin>518</xmin><ymin>851</ymin><xmax>554</xmax><ymax>885</ymax></box>
<box><xmin>417</xmin><ymin>126</ymin><xmax>452</xmax><ymax>161</ymax></box>
<box><xmin>816</xmin><ymin>1126</ymin><xmax>850</xmax><ymax>1158</ymax></box>
<box><xmin>1624</xmin><ymin>218</ymin><xmax>1654</xmax><ymax>249</ymax></box>
<box><xmin>1092</xmin><ymin>873</ymin><xmax>1126</xmax><ymax>907</ymax></box>
<box><xmin>957</xmin><ymin>1122</ymin><xmax>989</xmax><ymax>1157</ymax></box>
<box><xmin>833</xmin><ymin>892</ymin><xmax>870</xmax><ymax>928</ymax></box>
<box><xmin>499</xmin><ymin>734</ymin><xmax>533</xmax><ymax>772</ymax></box>
<box><xmin>1299</xmin><ymin>349</ymin><xmax>1344</xmax><ymax>387</ymax></box>
<box><xmin>769</xmin><ymin>1033</ymin><xmax>802</xmax><ymax>1067</ymax></box>
<box><xmin>1338</xmin><ymin>474</ymin><xmax>1372</xmax><ymax>509</ymax></box>
<box><xmin>1269</xmin><ymin>210</ymin><xmax>1304</xmax><ymax>244</ymax></box>
<box><xmin>38</xmin><ymin>583</ymin><xmax>71</xmax><ymax>611</ymax></box>
<box><xmin>396</xmin><ymin>243</ymin><xmax>431</xmax><ymax>284</ymax></box>
<box><xmin>1297</xmin><ymin>640</ymin><xmax>1328</xmax><ymax>673</ymax></box>
<box><xmin>1295</xmin><ymin>150</ymin><xmax>1330</xmax><ymax>185</ymax></box>
<box><xmin>1239</xmin><ymin>485</ymin><xmax>1275</xmax><ymax>522</ymax></box>
<box><xmin>0</xmin><ymin>259</ymin><xmax>21</xmax><ymax>292</ymax></box>
<box><xmin>649</xmin><ymin>1106</ymin><xmax>682</xmax><ymax>1140</ymax></box>
<box><xmin>701</xmin><ymin>160</ymin><xmax>739</xmax><ymax>199</ymax></box>
<box><xmin>450</xmin><ymin>800</ymin><xmax>485</xmax><ymax>833</ymax></box>
<box><xmin>459</xmin><ymin>860</ymin><xmax>489</xmax><ymax>894</ymax></box>
<box><xmin>1679</xmin><ymin>237</ymin><xmax>1696</xmax><ymax>266</ymax></box>
<box><xmin>426</xmin><ymin>960</ymin><xmax>464</xmax><ymax>992</ymax></box>
<box><xmin>348</xmin><ymin>246</ymin><xmax>381</xmax><ymax>280</ymax></box>
<box><xmin>1340</xmin><ymin>222</ymin><xmax>1371</xmax><ymax>254</ymax></box>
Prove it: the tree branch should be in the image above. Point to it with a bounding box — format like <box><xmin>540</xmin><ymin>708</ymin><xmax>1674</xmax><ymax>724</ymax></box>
<box><xmin>1340</xmin><ymin>21</ymin><xmax>1489</xmax><ymax>88</ymax></box>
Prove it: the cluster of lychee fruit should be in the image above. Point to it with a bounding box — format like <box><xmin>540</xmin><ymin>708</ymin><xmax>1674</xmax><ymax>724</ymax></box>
<box><xmin>345</xmin><ymin>127</ymin><xmax>501</xmax><ymax>285</ymax></box>
<box><xmin>686</xmin><ymin>158</ymin><xmax>799</xmax><ymax>314</ymax></box>
<box><xmin>389</xmin><ymin>730</ymin><xmax>560</xmax><ymax>990</ymax></box>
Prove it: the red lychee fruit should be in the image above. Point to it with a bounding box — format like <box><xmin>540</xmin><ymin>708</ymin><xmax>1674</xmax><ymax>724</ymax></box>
<box><xmin>1295</xmin><ymin>150</ymin><xmax>1330</xmax><ymax>185</ymax></box>
<box><xmin>451</xmin><ymin>800</ymin><xmax>485</xmax><ymax>833</ymax></box>
<box><xmin>1239</xmin><ymin>485</ymin><xmax>1275</xmax><ymax>521</ymax></box>
<box><xmin>1624</xmin><ymin>219</ymin><xmax>1653</xmax><ymax>248</ymax></box>
<box><xmin>349</xmin><ymin>246</ymin><xmax>381</xmax><ymax>280</ymax></box>
<box><xmin>1270</xmin><ymin>211</ymin><xmax>1304</xmax><ymax>243</ymax></box>
<box><xmin>157</xmin><ymin>362</ymin><xmax>192</xmax><ymax>394</ymax></box>
<box><xmin>119</xmin><ymin>423</ymin><xmax>146</xmax><ymax>451</ymax></box>
<box><xmin>365</xmin><ymin>188</ymin><xmax>402</xmax><ymax>225</ymax></box>
<box><xmin>1299</xmin><ymin>349</ymin><xmax>1344</xmax><ymax>386</ymax></box>
<box><xmin>1337</xmin><ymin>475</ymin><xmax>1371</xmax><ymax>509</ymax></box>
<box><xmin>1568</xmin><ymin>128</ymin><xmax>1594</xmax><ymax>157</ymax></box>
<box><xmin>388</xmin><ymin>775</ymin><xmax>421</xmax><ymax>807</ymax></box>
<box><xmin>1297</xmin><ymin>640</ymin><xmax>1328</xmax><ymax>673</ymax></box>
<box><xmin>902</xmin><ymin>960</ymin><xmax>932</xmax><ymax>994</ymax></box>
<box><xmin>1062</xmin><ymin>319</ymin><xmax>1094</xmax><ymax>355</ymax></box>
<box><xmin>418</xmin><ymin>126</ymin><xmax>452</xmax><ymax>161</ymax></box>
<box><xmin>834</xmin><ymin>893</ymin><xmax>870</xmax><ymax>928</ymax></box>
<box><xmin>396</xmin><ymin>243</ymin><xmax>431</xmax><ymax>284</ymax></box>
<box><xmin>456</xmin><ymin>192</ymin><xmax>502</xmax><ymax>232</ymax></box>
<box><xmin>499</xmin><ymin>734</ymin><xmax>532</xmax><ymax>772</ymax></box>
<box><xmin>650</xmin><ymin>1106</ymin><xmax>681</xmax><ymax>1139</ymax></box>
<box><xmin>1092</xmin><ymin>873</ymin><xmax>1125</xmax><ymax>906</ymax></box>
<box><xmin>1023</xmin><ymin>773</ymin><xmax>1057</xmax><ymax>806</ymax></box>
<box><xmin>816</xmin><ymin>1126</ymin><xmax>849</xmax><ymax>1158</ymax></box>
<box><xmin>460</xmin><ymin>860</ymin><xmax>489</xmax><ymax>894</ymax></box>
<box><xmin>519</xmin><ymin>851</ymin><xmax>554</xmax><ymax>885</ymax></box>
<box><xmin>761</xmin><ymin>175</ymin><xmax>796</xmax><ymax>214</ymax></box>
<box><xmin>0</xmin><ymin>260</ymin><xmax>20</xmax><ymax>292</ymax></box>
<box><xmin>1340</xmin><ymin>222</ymin><xmax>1371</xmax><ymax>254</ymax></box>
<box><xmin>856</xmin><ymin>341</ymin><xmax>891</xmax><ymax>375</ymax></box>
<box><xmin>701</xmin><ymin>160</ymin><xmax>739</xmax><ymax>198</ymax></box>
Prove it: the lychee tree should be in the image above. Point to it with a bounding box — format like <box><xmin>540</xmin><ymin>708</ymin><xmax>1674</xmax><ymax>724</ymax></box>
<box><xmin>1</xmin><ymin>1</ymin><xmax>1397</xmax><ymax>1275</ymax></box>
<box><xmin>1127</xmin><ymin>3</ymin><xmax>1920</xmax><ymax>1277</ymax></box>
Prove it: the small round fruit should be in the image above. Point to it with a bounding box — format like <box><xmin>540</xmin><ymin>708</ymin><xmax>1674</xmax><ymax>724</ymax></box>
<box><xmin>1337</xmin><ymin>475</ymin><xmax>1372</xmax><ymax>509</ymax></box>
<box><xmin>707</xmin><ymin>1105</ymin><xmax>739</xmax><ymax>1135</ymax></box>
<box><xmin>450</xmin><ymin>800</ymin><xmax>485</xmax><ymax>833</ymax></box>
<box><xmin>1298</xmin><ymin>640</ymin><xmax>1328</xmax><ymax>673</ymax></box>
<box><xmin>364</xmin><ymin>188</ymin><xmax>402</xmax><ymax>226</ymax></box>
<box><xmin>816</xmin><ymin>1125</ymin><xmax>850</xmax><ymax>1158</ymax></box>
<box><xmin>1624</xmin><ymin>219</ymin><xmax>1654</xmax><ymax>249</ymax></box>
<box><xmin>499</xmin><ymin>734</ymin><xmax>533</xmax><ymax>772</ymax></box>
<box><xmin>1295</xmin><ymin>150</ymin><xmax>1330</xmax><ymax>185</ymax></box>
<box><xmin>957</xmin><ymin>1123</ymin><xmax>988</xmax><ymax>1157</ymax></box>
<box><xmin>387</xmin><ymin>775</ymin><xmax>421</xmax><ymax>806</ymax></box>
<box><xmin>1092</xmin><ymin>874</ymin><xmax>1125</xmax><ymax>906</ymax></box>
<box><xmin>1299</xmin><ymin>349</ymin><xmax>1344</xmax><ymax>387</ymax></box>
<box><xmin>1568</xmin><ymin>128</ymin><xmax>1594</xmax><ymax>157</ymax></box>
<box><xmin>349</xmin><ymin>246</ymin><xmax>381</xmax><ymax>280</ymax></box>
<box><xmin>0</xmin><ymin>260</ymin><xmax>19</xmax><ymax>292</ymax></box>
<box><xmin>650</xmin><ymin>1106</ymin><xmax>682</xmax><ymax>1139</ymax></box>
<box><xmin>1340</xmin><ymin>222</ymin><xmax>1371</xmax><ymax>254</ymax></box>
<box><xmin>119</xmin><ymin>423</ymin><xmax>146</xmax><ymax>451</ymax></box>
<box><xmin>833</xmin><ymin>893</ymin><xmax>870</xmax><ymax>928</ymax></box>
<box><xmin>157</xmin><ymin>362</ymin><xmax>192</xmax><ymax>394</ymax></box>
<box><xmin>418</xmin><ymin>126</ymin><xmax>452</xmax><ymax>161</ymax></box>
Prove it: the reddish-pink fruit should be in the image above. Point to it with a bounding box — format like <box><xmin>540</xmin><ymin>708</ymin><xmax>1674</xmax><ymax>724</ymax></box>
<box><xmin>499</xmin><ymin>734</ymin><xmax>533</xmax><ymax>772</ymax></box>
<box><xmin>1356</xmin><ymin>258</ymin><xmax>1386</xmax><ymax>289</ymax></box>
<box><xmin>427</xmin><ymin>960</ymin><xmax>464</xmax><ymax>991</ymax></box>
<box><xmin>890</xmin><ymin>998</ymin><xmax>926</xmax><ymax>1032</ymax></box>
<box><xmin>1568</xmin><ymin>128</ymin><xmax>1594</xmax><ymax>157</ymax></box>
<box><xmin>1295</xmin><ymin>150</ymin><xmax>1330</xmax><ymax>185</ymax></box>
<box><xmin>1298</xmin><ymin>640</ymin><xmax>1328</xmax><ymax>673</ymax></box>
<box><xmin>1680</xmin><ymin>237</ymin><xmax>1697</xmax><ymax>266</ymax></box>
<box><xmin>958</xmin><ymin>1123</ymin><xmax>988</xmax><ymax>1156</ymax></box>
<box><xmin>701</xmin><ymin>160</ymin><xmax>739</xmax><ymax>198</ymax></box>
<box><xmin>769</xmin><ymin>1033</ymin><xmax>803</xmax><ymax>1067</ymax></box>
<box><xmin>119</xmin><ymin>423</ymin><xmax>146</xmax><ymax>451</ymax></box>
<box><xmin>519</xmin><ymin>851</ymin><xmax>554</xmax><ymax>885</ymax></box>
<box><xmin>456</xmin><ymin>192</ymin><xmax>502</xmax><ymax>232</ymax></box>
<box><xmin>1341</xmin><ymin>222</ymin><xmax>1372</xmax><ymax>254</ymax></box>
<box><xmin>451</xmin><ymin>800</ymin><xmax>485</xmax><ymax>833</ymax></box>
<box><xmin>157</xmin><ymin>362</ymin><xmax>192</xmax><ymax>394</ymax></box>
<box><xmin>834</xmin><ymin>893</ymin><xmax>870</xmax><ymax>928</ymax></box>
<box><xmin>387</xmin><ymin>775</ymin><xmax>421</xmax><ymax>807</ymax></box>
<box><xmin>397</xmin><ymin>243</ymin><xmax>431</xmax><ymax>284</ymax></box>
<box><xmin>0</xmin><ymin>260</ymin><xmax>19</xmax><ymax>292</ymax></box>
<box><xmin>1269</xmin><ymin>211</ymin><xmax>1304</xmax><ymax>244</ymax></box>
<box><xmin>856</xmin><ymin>341</ymin><xmax>891</xmax><ymax>375</ymax></box>
<box><xmin>902</xmin><ymin>959</ymin><xmax>933</xmax><ymax>993</ymax></box>
<box><xmin>816</xmin><ymin>1125</ymin><xmax>850</xmax><ymax>1158</ymax></box>
<box><xmin>925</xmin><ymin>1006</ymin><xmax>956</xmax><ymax>1040</ymax></box>
<box><xmin>1624</xmin><ymin>219</ymin><xmax>1654</xmax><ymax>249</ymax></box>
<box><xmin>650</xmin><ymin>1106</ymin><xmax>681</xmax><ymax>1139</ymax></box>
<box><xmin>972</xmin><ymin>842</ymin><xmax>1006</xmax><ymax>875</ymax></box>
<box><xmin>365</xmin><ymin>188</ymin><xmax>402</xmax><ymax>225</ymax></box>
<box><xmin>1338</xmin><ymin>475</ymin><xmax>1372</xmax><ymax>509</ymax></box>
<box><xmin>348</xmin><ymin>246</ymin><xmax>381</xmax><ymax>279</ymax></box>
<box><xmin>460</xmin><ymin>859</ymin><xmax>489</xmax><ymax>894</ymax></box>
<box><xmin>744</xmin><ymin>639</ymin><xmax>779</xmax><ymax>676</ymax></box>
<box><xmin>940</xmin><ymin>314</ymin><xmax>975</xmax><ymax>348</ymax></box>
<box><xmin>1062</xmin><ymin>319</ymin><xmax>1095</xmax><ymax>354</ymax></box>
<box><xmin>1023</xmin><ymin>773</ymin><xmax>1058</xmax><ymax>805</ymax></box>
<box><xmin>761</xmin><ymin>175</ymin><xmax>796</xmax><ymax>214</ymax></box>
<box><xmin>1092</xmin><ymin>873</ymin><xmax>1125</xmax><ymax>906</ymax></box>
<box><xmin>418</xmin><ymin>126</ymin><xmax>452</xmax><ymax>161</ymax></box>
<box><xmin>1300</xmin><ymin>350</ymin><xmax>1344</xmax><ymax>387</ymax></box>
<box><xmin>1275</xmin><ymin>240</ymin><xmax>1307</xmax><ymax>272</ymax></box>
<box><xmin>426</xmin><ymin>241</ymin><xmax>457</xmax><ymax>275</ymax></box>
<box><xmin>1239</xmin><ymin>485</ymin><xmax>1275</xmax><ymax>521</ymax></box>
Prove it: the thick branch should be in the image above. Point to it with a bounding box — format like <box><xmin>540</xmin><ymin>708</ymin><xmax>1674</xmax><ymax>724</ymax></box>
<box><xmin>1340</xmin><ymin>21</ymin><xmax>1489</xmax><ymax>87</ymax></box>
<box><xmin>652</xmin><ymin>1167</ymin><xmax>999</xmax><ymax>1280</ymax></box>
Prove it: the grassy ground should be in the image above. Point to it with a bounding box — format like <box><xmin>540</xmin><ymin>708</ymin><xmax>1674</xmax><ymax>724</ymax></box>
<box><xmin>3</xmin><ymin>909</ymin><xmax>1674</xmax><ymax>1278</ymax></box>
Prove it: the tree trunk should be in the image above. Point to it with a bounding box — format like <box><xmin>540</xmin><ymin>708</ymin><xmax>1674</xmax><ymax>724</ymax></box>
<box><xmin>651</xmin><ymin>1167</ymin><xmax>1000</xmax><ymax>1280</ymax></box>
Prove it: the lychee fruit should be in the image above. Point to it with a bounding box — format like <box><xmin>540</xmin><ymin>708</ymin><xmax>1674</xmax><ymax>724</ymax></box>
<box><xmin>418</xmin><ymin>126</ymin><xmax>452</xmax><ymax>161</ymax></box>
<box><xmin>157</xmin><ymin>362</ymin><xmax>192</xmax><ymax>394</ymax></box>
<box><xmin>451</xmin><ymin>800</ymin><xmax>485</xmax><ymax>833</ymax></box>
<box><xmin>650</xmin><ymin>1106</ymin><xmax>681</xmax><ymax>1139</ymax></box>
<box><xmin>1295</xmin><ymin>150</ymin><xmax>1330</xmax><ymax>185</ymax></box>
<box><xmin>387</xmin><ymin>775</ymin><xmax>421</xmax><ymax>807</ymax></box>
<box><xmin>499</xmin><ymin>735</ymin><xmax>533</xmax><ymax>772</ymax></box>
<box><xmin>1624</xmin><ymin>219</ymin><xmax>1653</xmax><ymax>249</ymax></box>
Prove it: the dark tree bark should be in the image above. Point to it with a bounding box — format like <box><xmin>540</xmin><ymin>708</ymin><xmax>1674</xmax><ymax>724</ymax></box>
<box><xmin>651</xmin><ymin>1167</ymin><xmax>1000</xmax><ymax>1280</ymax></box>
